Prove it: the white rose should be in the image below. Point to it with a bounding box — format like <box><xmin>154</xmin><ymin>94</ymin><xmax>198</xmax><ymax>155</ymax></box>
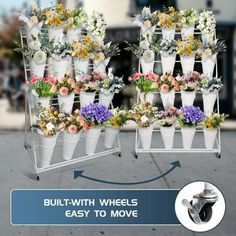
<box><xmin>33</xmin><ymin>50</ymin><xmax>46</xmax><ymax>65</ymax></box>
<box><xmin>141</xmin><ymin>115</ymin><xmax>149</xmax><ymax>123</ymax></box>
<box><xmin>139</xmin><ymin>40</ymin><xmax>150</xmax><ymax>50</ymax></box>
<box><xmin>142</xmin><ymin>50</ymin><xmax>154</xmax><ymax>62</ymax></box>
<box><xmin>29</xmin><ymin>40</ymin><xmax>41</xmax><ymax>50</ymax></box>
<box><xmin>46</xmin><ymin>122</ymin><xmax>55</xmax><ymax>131</ymax></box>
<box><xmin>143</xmin><ymin>7</ymin><xmax>151</xmax><ymax>15</ymax></box>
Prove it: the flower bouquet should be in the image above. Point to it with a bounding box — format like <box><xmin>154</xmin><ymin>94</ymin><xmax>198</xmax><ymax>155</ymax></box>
<box><xmin>19</xmin><ymin>2</ymin><xmax>45</xmax><ymax>42</ymax></box>
<box><xmin>177</xmin><ymin>71</ymin><xmax>203</xmax><ymax>107</ymax></box>
<box><xmin>76</xmin><ymin>71</ymin><xmax>101</xmax><ymax>108</ymax></box>
<box><xmin>158</xmin><ymin>72</ymin><xmax>179</xmax><ymax>109</ymax></box>
<box><xmin>179</xmin><ymin>8</ymin><xmax>198</xmax><ymax>39</ymax></box>
<box><xmin>92</xmin><ymin>42</ymin><xmax>120</xmax><ymax>74</ymax></box>
<box><xmin>133</xmin><ymin>7</ymin><xmax>158</xmax><ymax>33</ymax></box>
<box><xmin>36</xmin><ymin>106</ymin><xmax>63</xmax><ymax>167</ymax></box>
<box><xmin>86</xmin><ymin>11</ymin><xmax>107</xmax><ymax>42</ymax></box>
<box><xmin>125</xmin><ymin>33</ymin><xmax>155</xmax><ymax>73</ymax></box>
<box><xmin>198</xmin><ymin>39</ymin><xmax>226</xmax><ymax>78</ymax></box>
<box><xmin>50</xmin><ymin>41</ymin><xmax>71</xmax><ymax>78</ymax></box>
<box><xmin>197</xmin><ymin>10</ymin><xmax>216</xmax><ymax>43</ymax></box>
<box><xmin>158</xmin><ymin>38</ymin><xmax>177</xmax><ymax>74</ymax></box>
<box><xmin>65</xmin><ymin>8</ymin><xmax>87</xmax><ymax>43</ymax></box>
<box><xmin>129</xmin><ymin>102</ymin><xmax>157</xmax><ymax>149</ymax></box>
<box><xmin>71</xmin><ymin>36</ymin><xmax>97</xmax><ymax>75</ymax></box>
<box><xmin>31</xmin><ymin>75</ymin><xmax>57</xmax><ymax>108</ymax></box>
<box><xmin>56</xmin><ymin>74</ymin><xmax>80</xmax><ymax>114</ymax></box>
<box><xmin>44</xmin><ymin>3</ymin><xmax>68</xmax><ymax>42</ymax></box>
<box><xmin>80</xmin><ymin>103</ymin><xmax>113</xmax><ymax>155</ymax></box>
<box><xmin>203</xmin><ymin>113</ymin><xmax>228</xmax><ymax>149</ymax></box>
<box><xmin>157</xmin><ymin>6</ymin><xmax>180</xmax><ymax>40</ymax></box>
<box><xmin>99</xmin><ymin>68</ymin><xmax>124</xmax><ymax>107</ymax></box>
<box><xmin>199</xmin><ymin>76</ymin><xmax>223</xmax><ymax>114</ymax></box>
<box><xmin>156</xmin><ymin>106</ymin><xmax>179</xmax><ymax>149</ymax></box>
<box><xmin>177</xmin><ymin>35</ymin><xmax>201</xmax><ymax>74</ymax></box>
<box><xmin>178</xmin><ymin>105</ymin><xmax>206</xmax><ymax>149</ymax></box>
<box><xmin>60</xmin><ymin>109</ymin><xmax>89</xmax><ymax>160</ymax></box>
<box><xmin>104</xmin><ymin>108</ymin><xmax>127</xmax><ymax>148</ymax></box>
<box><xmin>128</xmin><ymin>72</ymin><xmax>158</xmax><ymax>104</ymax></box>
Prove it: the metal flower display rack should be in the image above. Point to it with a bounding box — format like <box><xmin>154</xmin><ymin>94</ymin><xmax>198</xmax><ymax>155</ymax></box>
<box><xmin>20</xmin><ymin>27</ymin><xmax>121</xmax><ymax>181</ymax></box>
<box><xmin>135</xmin><ymin>27</ymin><xmax>221</xmax><ymax>159</ymax></box>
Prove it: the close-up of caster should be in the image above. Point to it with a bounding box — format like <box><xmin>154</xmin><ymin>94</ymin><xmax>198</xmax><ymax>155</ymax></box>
<box><xmin>118</xmin><ymin>153</ymin><xmax>121</xmax><ymax>157</ymax></box>
<box><xmin>135</xmin><ymin>154</ymin><xmax>138</xmax><ymax>159</ymax></box>
<box><xmin>36</xmin><ymin>175</ymin><xmax>40</xmax><ymax>181</ymax></box>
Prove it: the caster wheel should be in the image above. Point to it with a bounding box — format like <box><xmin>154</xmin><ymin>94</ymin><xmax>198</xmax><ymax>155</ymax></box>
<box><xmin>218</xmin><ymin>154</ymin><xmax>221</xmax><ymax>159</ymax></box>
<box><xmin>135</xmin><ymin>154</ymin><xmax>138</xmax><ymax>159</ymax></box>
<box><xmin>199</xmin><ymin>203</ymin><xmax>213</xmax><ymax>223</ymax></box>
<box><xmin>118</xmin><ymin>153</ymin><xmax>121</xmax><ymax>157</ymax></box>
<box><xmin>36</xmin><ymin>175</ymin><xmax>40</xmax><ymax>181</ymax></box>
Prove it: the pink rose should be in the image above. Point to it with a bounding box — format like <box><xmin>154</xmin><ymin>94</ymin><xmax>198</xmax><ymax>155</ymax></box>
<box><xmin>160</xmin><ymin>75</ymin><xmax>166</xmax><ymax>81</ymax></box>
<box><xmin>168</xmin><ymin>106</ymin><xmax>177</xmax><ymax>114</ymax></box>
<box><xmin>68</xmin><ymin>124</ymin><xmax>78</xmax><ymax>134</ymax></box>
<box><xmin>74</xmin><ymin>87</ymin><xmax>81</xmax><ymax>94</ymax></box>
<box><xmin>133</xmin><ymin>73</ymin><xmax>140</xmax><ymax>80</ymax></box>
<box><xmin>58</xmin><ymin>77</ymin><xmax>65</xmax><ymax>84</ymax></box>
<box><xmin>128</xmin><ymin>77</ymin><xmax>132</xmax><ymax>81</ymax></box>
<box><xmin>160</xmin><ymin>84</ymin><xmax>169</xmax><ymax>92</ymax></box>
<box><xmin>59</xmin><ymin>87</ymin><xmax>69</xmax><ymax>96</ymax></box>
<box><xmin>150</xmin><ymin>73</ymin><xmax>157</xmax><ymax>81</ymax></box>
<box><xmin>31</xmin><ymin>76</ymin><xmax>39</xmax><ymax>84</ymax></box>
<box><xmin>49</xmin><ymin>76</ymin><xmax>57</xmax><ymax>84</ymax></box>
<box><xmin>67</xmin><ymin>77</ymin><xmax>74</xmax><ymax>85</ymax></box>
<box><xmin>43</xmin><ymin>77</ymin><xmax>50</xmax><ymax>83</ymax></box>
<box><xmin>50</xmin><ymin>84</ymin><xmax>57</xmax><ymax>93</ymax></box>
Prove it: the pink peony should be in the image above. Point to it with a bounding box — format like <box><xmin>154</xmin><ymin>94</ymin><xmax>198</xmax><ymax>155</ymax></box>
<box><xmin>50</xmin><ymin>84</ymin><xmax>57</xmax><ymax>93</ymax></box>
<box><xmin>160</xmin><ymin>84</ymin><xmax>170</xmax><ymax>92</ymax></box>
<box><xmin>68</xmin><ymin>124</ymin><xmax>78</xmax><ymax>134</ymax></box>
<box><xmin>59</xmin><ymin>87</ymin><xmax>69</xmax><ymax>96</ymax></box>
<box><xmin>31</xmin><ymin>76</ymin><xmax>39</xmax><ymax>84</ymax></box>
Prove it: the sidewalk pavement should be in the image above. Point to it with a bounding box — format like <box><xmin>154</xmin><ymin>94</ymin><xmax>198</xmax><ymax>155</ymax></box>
<box><xmin>0</xmin><ymin>131</ymin><xmax>236</xmax><ymax>236</ymax></box>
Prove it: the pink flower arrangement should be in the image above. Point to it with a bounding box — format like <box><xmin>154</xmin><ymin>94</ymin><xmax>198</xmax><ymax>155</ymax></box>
<box><xmin>56</xmin><ymin>74</ymin><xmax>80</xmax><ymax>96</ymax></box>
<box><xmin>60</xmin><ymin>109</ymin><xmax>89</xmax><ymax>134</ymax></box>
<box><xmin>128</xmin><ymin>72</ymin><xmax>159</xmax><ymax>93</ymax></box>
<box><xmin>158</xmin><ymin>72</ymin><xmax>179</xmax><ymax>92</ymax></box>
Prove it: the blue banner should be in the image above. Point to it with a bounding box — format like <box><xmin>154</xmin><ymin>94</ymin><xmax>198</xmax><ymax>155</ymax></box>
<box><xmin>11</xmin><ymin>189</ymin><xmax>180</xmax><ymax>225</ymax></box>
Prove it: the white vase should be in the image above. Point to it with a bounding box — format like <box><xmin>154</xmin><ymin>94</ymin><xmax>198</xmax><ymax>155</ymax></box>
<box><xmin>160</xmin><ymin>53</ymin><xmax>176</xmax><ymax>74</ymax></box>
<box><xmin>202</xmin><ymin>54</ymin><xmax>217</xmax><ymax>78</ymax></box>
<box><xmin>86</xmin><ymin>127</ymin><xmax>102</xmax><ymax>155</ymax></box>
<box><xmin>203</xmin><ymin>128</ymin><xmax>217</xmax><ymax>149</ymax></box>
<box><xmin>138</xmin><ymin>125</ymin><xmax>153</xmax><ymax>149</ymax></box>
<box><xmin>37</xmin><ymin>97</ymin><xmax>51</xmax><ymax>108</ymax></box>
<box><xmin>180</xmin><ymin>55</ymin><xmax>195</xmax><ymax>75</ymax></box>
<box><xmin>181</xmin><ymin>25</ymin><xmax>194</xmax><ymax>40</ymax></box>
<box><xmin>99</xmin><ymin>92</ymin><xmax>114</xmax><ymax>108</ymax></box>
<box><xmin>181</xmin><ymin>90</ymin><xmax>196</xmax><ymax>107</ymax></box>
<box><xmin>160</xmin><ymin>125</ymin><xmax>175</xmax><ymax>149</ymax></box>
<box><xmin>67</xmin><ymin>27</ymin><xmax>81</xmax><ymax>43</ymax></box>
<box><xmin>58</xmin><ymin>92</ymin><xmax>75</xmax><ymax>114</ymax></box>
<box><xmin>93</xmin><ymin>58</ymin><xmax>110</xmax><ymax>74</ymax></box>
<box><xmin>161</xmin><ymin>26</ymin><xmax>176</xmax><ymax>40</ymax></box>
<box><xmin>202</xmin><ymin>92</ymin><xmax>217</xmax><ymax>114</ymax></box>
<box><xmin>140</xmin><ymin>57</ymin><xmax>154</xmax><ymax>73</ymax></box>
<box><xmin>48</xmin><ymin>26</ymin><xmax>64</xmax><ymax>42</ymax></box>
<box><xmin>74</xmin><ymin>58</ymin><xmax>89</xmax><ymax>75</ymax></box>
<box><xmin>63</xmin><ymin>132</ymin><xmax>81</xmax><ymax>160</ymax></box>
<box><xmin>104</xmin><ymin>127</ymin><xmax>119</xmax><ymax>149</ymax></box>
<box><xmin>80</xmin><ymin>91</ymin><xmax>96</xmax><ymax>108</ymax></box>
<box><xmin>181</xmin><ymin>127</ymin><xmax>196</xmax><ymax>149</ymax></box>
<box><xmin>29</xmin><ymin>60</ymin><xmax>46</xmax><ymax>78</ymax></box>
<box><xmin>52</xmin><ymin>56</ymin><xmax>70</xmax><ymax>78</ymax></box>
<box><xmin>139</xmin><ymin>92</ymin><xmax>154</xmax><ymax>104</ymax></box>
<box><xmin>160</xmin><ymin>90</ymin><xmax>175</xmax><ymax>109</ymax></box>
<box><xmin>38</xmin><ymin>133</ymin><xmax>58</xmax><ymax>168</ymax></box>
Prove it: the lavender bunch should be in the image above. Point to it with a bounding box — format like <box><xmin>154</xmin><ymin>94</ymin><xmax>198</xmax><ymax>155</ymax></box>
<box><xmin>80</xmin><ymin>103</ymin><xmax>113</xmax><ymax>126</ymax></box>
<box><xmin>178</xmin><ymin>106</ymin><xmax>206</xmax><ymax>127</ymax></box>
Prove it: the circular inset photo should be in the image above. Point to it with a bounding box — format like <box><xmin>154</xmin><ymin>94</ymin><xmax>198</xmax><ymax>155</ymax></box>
<box><xmin>175</xmin><ymin>181</ymin><xmax>225</xmax><ymax>232</ymax></box>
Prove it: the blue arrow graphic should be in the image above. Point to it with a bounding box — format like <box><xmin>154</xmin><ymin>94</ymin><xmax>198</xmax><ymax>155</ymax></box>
<box><xmin>74</xmin><ymin>161</ymin><xmax>181</xmax><ymax>185</ymax></box>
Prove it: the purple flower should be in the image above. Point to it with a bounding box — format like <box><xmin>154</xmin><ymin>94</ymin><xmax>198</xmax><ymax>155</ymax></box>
<box><xmin>179</xmin><ymin>106</ymin><xmax>205</xmax><ymax>126</ymax></box>
<box><xmin>80</xmin><ymin>103</ymin><xmax>113</xmax><ymax>125</ymax></box>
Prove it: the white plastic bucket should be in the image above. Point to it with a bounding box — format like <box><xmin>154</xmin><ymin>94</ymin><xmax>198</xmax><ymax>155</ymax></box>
<box><xmin>80</xmin><ymin>91</ymin><xmax>96</xmax><ymax>108</ymax></box>
<box><xmin>180</xmin><ymin>55</ymin><xmax>195</xmax><ymax>75</ymax></box>
<box><xmin>160</xmin><ymin>125</ymin><xmax>175</xmax><ymax>149</ymax></box>
<box><xmin>63</xmin><ymin>132</ymin><xmax>81</xmax><ymax>160</ymax></box>
<box><xmin>181</xmin><ymin>127</ymin><xmax>196</xmax><ymax>149</ymax></box>
<box><xmin>104</xmin><ymin>127</ymin><xmax>119</xmax><ymax>149</ymax></box>
<box><xmin>203</xmin><ymin>128</ymin><xmax>217</xmax><ymax>149</ymax></box>
<box><xmin>58</xmin><ymin>92</ymin><xmax>75</xmax><ymax>114</ymax></box>
<box><xmin>160</xmin><ymin>53</ymin><xmax>176</xmax><ymax>74</ymax></box>
<box><xmin>86</xmin><ymin>127</ymin><xmax>102</xmax><ymax>155</ymax></box>
<box><xmin>160</xmin><ymin>90</ymin><xmax>175</xmax><ymax>109</ymax></box>
<box><xmin>138</xmin><ymin>125</ymin><xmax>153</xmax><ymax>149</ymax></box>
<box><xmin>98</xmin><ymin>92</ymin><xmax>114</xmax><ymax>108</ymax></box>
<box><xmin>181</xmin><ymin>91</ymin><xmax>196</xmax><ymax>107</ymax></box>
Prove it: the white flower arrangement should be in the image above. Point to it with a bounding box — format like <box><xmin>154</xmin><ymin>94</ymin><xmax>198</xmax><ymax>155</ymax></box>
<box><xmin>159</xmin><ymin>38</ymin><xmax>177</xmax><ymax>56</ymax></box>
<box><xmin>198</xmin><ymin>76</ymin><xmax>223</xmax><ymax>93</ymax></box>
<box><xmin>86</xmin><ymin>11</ymin><xmax>107</xmax><ymax>41</ymax></box>
<box><xmin>180</xmin><ymin>8</ymin><xmax>198</xmax><ymax>27</ymax></box>
<box><xmin>50</xmin><ymin>41</ymin><xmax>71</xmax><ymax>60</ymax></box>
<box><xmin>65</xmin><ymin>8</ymin><xmax>87</xmax><ymax>28</ymax></box>
<box><xmin>197</xmin><ymin>10</ymin><xmax>216</xmax><ymax>37</ymax></box>
<box><xmin>143</xmin><ymin>49</ymin><xmax>155</xmax><ymax>62</ymax></box>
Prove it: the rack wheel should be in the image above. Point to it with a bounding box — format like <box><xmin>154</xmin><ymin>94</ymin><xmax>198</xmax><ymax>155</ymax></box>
<box><xmin>218</xmin><ymin>153</ymin><xmax>221</xmax><ymax>159</ymax></box>
<box><xmin>36</xmin><ymin>175</ymin><xmax>40</xmax><ymax>181</ymax></box>
<box><xmin>118</xmin><ymin>153</ymin><xmax>121</xmax><ymax>157</ymax></box>
<box><xmin>135</xmin><ymin>154</ymin><xmax>138</xmax><ymax>159</ymax></box>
